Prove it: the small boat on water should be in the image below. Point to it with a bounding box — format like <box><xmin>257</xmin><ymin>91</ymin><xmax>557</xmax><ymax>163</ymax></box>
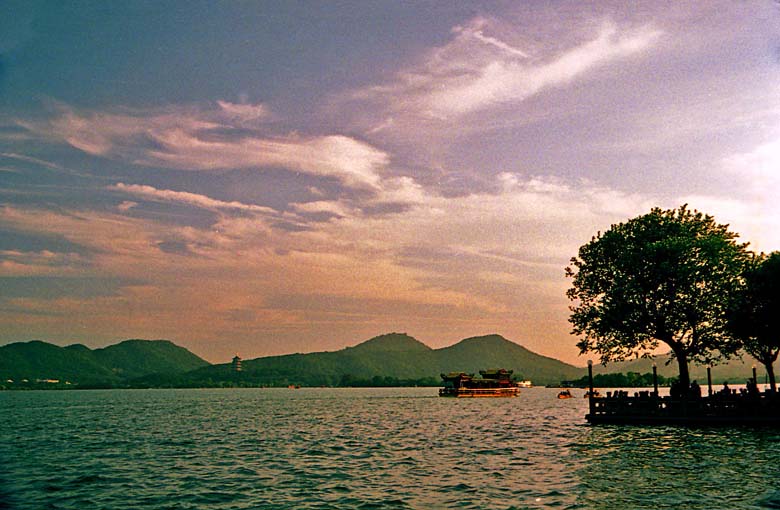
<box><xmin>439</xmin><ymin>369</ymin><xmax>521</xmax><ymax>398</ymax></box>
<box><xmin>557</xmin><ymin>389</ymin><xmax>574</xmax><ymax>399</ymax></box>
<box><xmin>584</xmin><ymin>389</ymin><xmax>601</xmax><ymax>398</ymax></box>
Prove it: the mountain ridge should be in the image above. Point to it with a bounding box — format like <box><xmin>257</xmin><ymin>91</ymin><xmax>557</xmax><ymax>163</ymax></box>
<box><xmin>1</xmin><ymin>332</ymin><xmax>584</xmax><ymax>387</ymax></box>
<box><xmin>0</xmin><ymin>339</ymin><xmax>210</xmax><ymax>387</ymax></box>
<box><xmin>169</xmin><ymin>332</ymin><xmax>584</xmax><ymax>387</ymax></box>
<box><xmin>341</xmin><ymin>332</ymin><xmax>432</xmax><ymax>354</ymax></box>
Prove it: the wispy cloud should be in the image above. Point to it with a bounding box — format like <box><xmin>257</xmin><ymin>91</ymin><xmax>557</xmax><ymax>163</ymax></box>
<box><xmin>215</xmin><ymin>100</ymin><xmax>270</xmax><ymax>123</ymax></box>
<box><xmin>116</xmin><ymin>200</ymin><xmax>137</xmax><ymax>212</ymax></box>
<box><xmin>21</xmin><ymin>102</ymin><xmax>389</xmax><ymax>189</ymax></box>
<box><xmin>108</xmin><ymin>183</ymin><xmax>280</xmax><ymax>215</ymax></box>
<box><xmin>0</xmin><ymin>151</ymin><xmax>96</xmax><ymax>178</ymax></box>
<box><xmin>355</xmin><ymin>18</ymin><xmax>661</xmax><ymax>121</ymax></box>
<box><xmin>1</xmin><ymin>152</ymin><xmax>65</xmax><ymax>171</ymax></box>
<box><xmin>456</xmin><ymin>17</ymin><xmax>531</xmax><ymax>59</ymax></box>
<box><xmin>429</xmin><ymin>24</ymin><xmax>660</xmax><ymax>117</ymax></box>
<box><xmin>144</xmin><ymin>133</ymin><xmax>388</xmax><ymax>189</ymax></box>
<box><xmin>0</xmin><ymin>249</ymin><xmax>88</xmax><ymax>276</ymax></box>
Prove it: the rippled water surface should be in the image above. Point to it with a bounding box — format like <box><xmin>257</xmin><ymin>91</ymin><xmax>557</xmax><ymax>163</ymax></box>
<box><xmin>3</xmin><ymin>388</ymin><xmax>780</xmax><ymax>509</ymax></box>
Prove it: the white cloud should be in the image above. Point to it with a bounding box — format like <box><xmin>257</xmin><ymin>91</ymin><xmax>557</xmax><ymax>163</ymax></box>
<box><xmin>216</xmin><ymin>100</ymin><xmax>270</xmax><ymax>123</ymax></box>
<box><xmin>116</xmin><ymin>200</ymin><xmax>138</xmax><ymax>212</ymax></box>
<box><xmin>356</xmin><ymin>19</ymin><xmax>661</xmax><ymax>120</ymax></box>
<box><xmin>109</xmin><ymin>182</ymin><xmax>280</xmax><ymax>215</ymax></box>
<box><xmin>22</xmin><ymin>103</ymin><xmax>389</xmax><ymax>189</ymax></box>
<box><xmin>0</xmin><ymin>152</ymin><xmax>64</xmax><ymax>171</ymax></box>
<box><xmin>147</xmin><ymin>133</ymin><xmax>387</xmax><ymax>189</ymax></box>
<box><xmin>291</xmin><ymin>200</ymin><xmax>355</xmax><ymax>217</ymax></box>
<box><xmin>454</xmin><ymin>16</ymin><xmax>531</xmax><ymax>59</ymax></box>
<box><xmin>428</xmin><ymin>22</ymin><xmax>660</xmax><ymax>117</ymax></box>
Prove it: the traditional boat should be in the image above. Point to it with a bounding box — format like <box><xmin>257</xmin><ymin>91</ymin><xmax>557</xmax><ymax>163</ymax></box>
<box><xmin>439</xmin><ymin>369</ymin><xmax>521</xmax><ymax>397</ymax></box>
<box><xmin>557</xmin><ymin>389</ymin><xmax>574</xmax><ymax>399</ymax></box>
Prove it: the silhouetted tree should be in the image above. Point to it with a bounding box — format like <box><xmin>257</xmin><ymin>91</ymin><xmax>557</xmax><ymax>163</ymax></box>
<box><xmin>727</xmin><ymin>252</ymin><xmax>780</xmax><ymax>391</ymax></box>
<box><xmin>566</xmin><ymin>205</ymin><xmax>750</xmax><ymax>390</ymax></box>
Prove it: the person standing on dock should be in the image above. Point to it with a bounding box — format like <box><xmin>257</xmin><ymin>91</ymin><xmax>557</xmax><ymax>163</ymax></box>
<box><xmin>689</xmin><ymin>380</ymin><xmax>701</xmax><ymax>398</ymax></box>
<box><xmin>747</xmin><ymin>378</ymin><xmax>760</xmax><ymax>398</ymax></box>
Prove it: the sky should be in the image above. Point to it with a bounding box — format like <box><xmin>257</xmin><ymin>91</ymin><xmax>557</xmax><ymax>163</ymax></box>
<box><xmin>1</xmin><ymin>1</ymin><xmax>780</xmax><ymax>366</ymax></box>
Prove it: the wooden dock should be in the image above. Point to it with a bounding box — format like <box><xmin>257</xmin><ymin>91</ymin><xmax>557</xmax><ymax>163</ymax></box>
<box><xmin>584</xmin><ymin>361</ymin><xmax>780</xmax><ymax>425</ymax></box>
<box><xmin>587</xmin><ymin>392</ymin><xmax>780</xmax><ymax>425</ymax></box>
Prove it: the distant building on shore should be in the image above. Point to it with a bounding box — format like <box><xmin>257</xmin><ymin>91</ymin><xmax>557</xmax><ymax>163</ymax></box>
<box><xmin>232</xmin><ymin>355</ymin><xmax>242</xmax><ymax>372</ymax></box>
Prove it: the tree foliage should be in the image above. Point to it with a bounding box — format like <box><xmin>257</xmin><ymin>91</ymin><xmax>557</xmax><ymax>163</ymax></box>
<box><xmin>566</xmin><ymin>205</ymin><xmax>750</xmax><ymax>388</ymax></box>
<box><xmin>727</xmin><ymin>252</ymin><xmax>780</xmax><ymax>391</ymax></box>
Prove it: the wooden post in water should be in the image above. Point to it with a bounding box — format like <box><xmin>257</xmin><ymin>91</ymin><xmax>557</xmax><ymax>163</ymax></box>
<box><xmin>753</xmin><ymin>365</ymin><xmax>758</xmax><ymax>385</ymax></box>
<box><xmin>707</xmin><ymin>366</ymin><xmax>713</xmax><ymax>396</ymax></box>
<box><xmin>587</xmin><ymin>360</ymin><xmax>595</xmax><ymax>414</ymax></box>
<box><xmin>652</xmin><ymin>363</ymin><xmax>658</xmax><ymax>398</ymax></box>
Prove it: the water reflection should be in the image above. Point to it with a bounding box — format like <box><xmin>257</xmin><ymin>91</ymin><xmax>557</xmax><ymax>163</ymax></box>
<box><xmin>574</xmin><ymin>424</ymin><xmax>780</xmax><ymax>509</ymax></box>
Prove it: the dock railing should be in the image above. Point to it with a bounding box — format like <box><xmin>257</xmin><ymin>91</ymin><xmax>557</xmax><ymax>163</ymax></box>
<box><xmin>588</xmin><ymin>390</ymin><xmax>780</xmax><ymax>424</ymax></box>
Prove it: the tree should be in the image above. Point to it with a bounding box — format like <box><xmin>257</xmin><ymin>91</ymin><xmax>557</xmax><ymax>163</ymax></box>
<box><xmin>727</xmin><ymin>252</ymin><xmax>780</xmax><ymax>391</ymax></box>
<box><xmin>566</xmin><ymin>205</ymin><xmax>750</xmax><ymax>390</ymax></box>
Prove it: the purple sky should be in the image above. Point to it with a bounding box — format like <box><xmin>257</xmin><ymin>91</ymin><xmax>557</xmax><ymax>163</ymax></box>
<box><xmin>1</xmin><ymin>1</ymin><xmax>779</xmax><ymax>365</ymax></box>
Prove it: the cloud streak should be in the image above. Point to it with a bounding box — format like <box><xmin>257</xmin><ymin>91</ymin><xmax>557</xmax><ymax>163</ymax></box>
<box><xmin>108</xmin><ymin>183</ymin><xmax>280</xmax><ymax>215</ymax></box>
<box><xmin>22</xmin><ymin>102</ymin><xmax>390</xmax><ymax>189</ymax></box>
<box><xmin>0</xmin><ymin>249</ymin><xmax>88</xmax><ymax>277</ymax></box>
<box><xmin>355</xmin><ymin>18</ymin><xmax>661</xmax><ymax>121</ymax></box>
<box><xmin>427</xmin><ymin>23</ymin><xmax>661</xmax><ymax>117</ymax></box>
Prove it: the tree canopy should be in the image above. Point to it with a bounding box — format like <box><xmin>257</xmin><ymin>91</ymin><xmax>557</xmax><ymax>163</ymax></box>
<box><xmin>727</xmin><ymin>251</ymin><xmax>780</xmax><ymax>391</ymax></box>
<box><xmin>566</xmin><ymin>205</ymin><xmax>750</xmax><ymax>388</ymax></box>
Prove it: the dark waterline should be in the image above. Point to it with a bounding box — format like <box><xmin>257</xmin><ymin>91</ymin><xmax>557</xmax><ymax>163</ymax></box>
<box><xmin>2</xmin><ymin>387</ymin><xmax>780</xmax><ymax>509</ymax></box>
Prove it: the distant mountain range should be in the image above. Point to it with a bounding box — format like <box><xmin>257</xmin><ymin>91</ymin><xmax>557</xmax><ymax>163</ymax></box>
<box><xmin>0</xmin><ymin>333</ymin><xmax>583</xmax><ymax>388</ymax></box>
<box><xmin>1</xmin><ymin>333</ymin><xmax>768</xmax><ymax>390</ymax></box>
<box><xmin>148</xmin><ymin>333</ymin><xmax>586</xmax><ymax>388</ymax></box>
<box><xmin>0</xmin><ymin>339</ymin><xmax>209</xmax><ymax>388</ymax></box>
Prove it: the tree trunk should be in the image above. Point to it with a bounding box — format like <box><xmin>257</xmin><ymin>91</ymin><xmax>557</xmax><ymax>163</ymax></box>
<box><xmin>675</xmin><ymin>350</ymin><xmax>690</xmax><ymax>391</ymax></box>
<box><xmin>766</xmin><ymin>362</ymin><xmax>777</xmax><ymax>393</ymax></box>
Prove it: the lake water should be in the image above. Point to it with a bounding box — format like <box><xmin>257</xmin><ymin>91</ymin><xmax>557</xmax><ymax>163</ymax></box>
<box><xmin>2</xmin><ymin>387</ymin><xmax>780</xmax><ymax>509</ymax></box>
